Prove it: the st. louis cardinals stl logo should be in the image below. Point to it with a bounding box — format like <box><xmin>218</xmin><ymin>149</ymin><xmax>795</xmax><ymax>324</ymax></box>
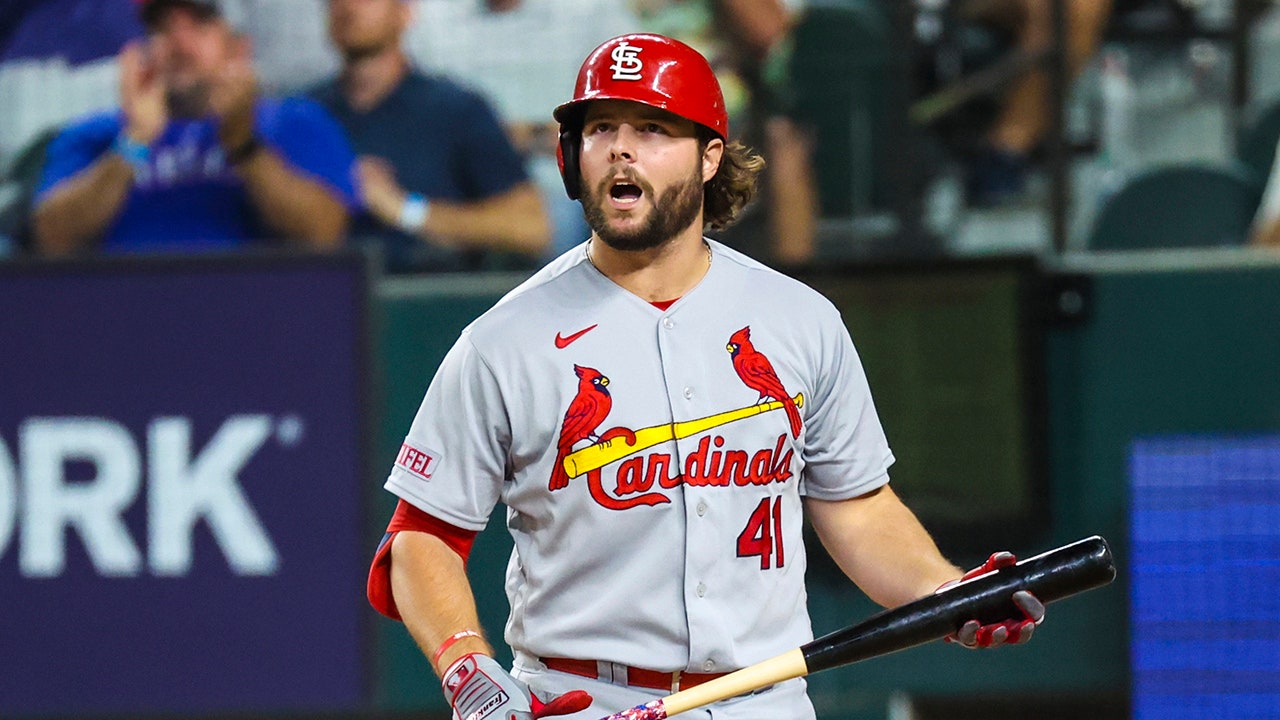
<box><xmin>549</xmin><ymin>327</ymin><xmax>804</xmax><ymax>509</ymax></box>
<box><xmin>609</xmin><ymin>40</ymin><xmax>643</xmax><ymax>80</ymax></box>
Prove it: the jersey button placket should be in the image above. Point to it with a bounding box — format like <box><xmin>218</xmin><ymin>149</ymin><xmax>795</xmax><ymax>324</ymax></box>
<box><xmin>657</xmin><ymin>309</ymin><xmax>716</xmax><ymax>670</ymax></box>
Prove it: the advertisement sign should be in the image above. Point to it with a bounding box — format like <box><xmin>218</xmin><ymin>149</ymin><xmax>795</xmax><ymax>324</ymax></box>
<box><xmin>0</xmin><ymin>254</ymin><xmax>369</xmax><ymax>717</ymax></box>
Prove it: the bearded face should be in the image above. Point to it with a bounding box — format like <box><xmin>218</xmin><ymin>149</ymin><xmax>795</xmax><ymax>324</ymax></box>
<box><xmin>581</xmin><ymin>163</ymin><xmax>705</xmax><ymax>253</ymax></box>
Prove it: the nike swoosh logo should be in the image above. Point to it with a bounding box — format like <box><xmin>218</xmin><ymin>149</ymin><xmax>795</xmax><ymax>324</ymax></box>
<box><xmin>555</xmin><ymin>324</ymin><xmax>598</xmax><ymax>349</ymax></box>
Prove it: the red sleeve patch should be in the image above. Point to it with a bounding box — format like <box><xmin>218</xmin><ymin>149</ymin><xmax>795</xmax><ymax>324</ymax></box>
<box><xmin>366</xmin><ymin>499</ymin><xmax>479</xmax><ymax>621</ymax></box>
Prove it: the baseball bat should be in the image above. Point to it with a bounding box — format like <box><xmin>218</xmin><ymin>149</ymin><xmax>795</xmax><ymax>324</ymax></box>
<box><xmin>595</xmin><ymin>535</ymin><xmax>1115</xmax><ymax>720</ymax></box>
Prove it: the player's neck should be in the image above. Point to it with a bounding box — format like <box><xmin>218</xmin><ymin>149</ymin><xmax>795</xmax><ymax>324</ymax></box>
<box><xmin>586</xmin><ymin>232</ymin><xmax>712</xmax><ymax>303</ymax></box>
<box><xmin>340</xmin><ymin>47</ymin><xmax>409</xmax><ymax>113</ymax></box>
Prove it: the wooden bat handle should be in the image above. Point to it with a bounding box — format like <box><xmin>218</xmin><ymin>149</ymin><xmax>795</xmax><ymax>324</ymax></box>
<box><xmin>662</xmin><ymin>650</ymin><xmax>807</xmax><ymax>716</ymax></box>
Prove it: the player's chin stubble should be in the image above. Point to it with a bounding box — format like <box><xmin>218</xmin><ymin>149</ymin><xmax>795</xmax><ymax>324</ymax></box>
<box><xmin>584</xmin><ymin>169</ymin><xmax>704</xmax><ymax>253</ymax></box>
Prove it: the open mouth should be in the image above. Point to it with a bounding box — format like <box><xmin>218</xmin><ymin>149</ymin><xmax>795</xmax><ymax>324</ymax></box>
<box><xmin>609</xmin><ymin>180</ymin><xmax>643</xmax><ymax>206</ymax></box>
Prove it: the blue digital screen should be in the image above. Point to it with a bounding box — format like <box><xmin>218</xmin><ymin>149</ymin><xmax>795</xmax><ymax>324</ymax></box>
<box><xmin>0</xmin><ymin>254</ymin><xmax>369</xmax><ymax>717</ymax></box>
<box><xmin>1130</xmin><ymin>437</ymin><xmax>1280</xmax><ymax>719</ymax></box>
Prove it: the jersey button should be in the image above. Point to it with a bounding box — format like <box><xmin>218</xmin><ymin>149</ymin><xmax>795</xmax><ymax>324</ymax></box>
<box><xmin>702</xmin><ymin>660</ymin><xmax>716</xmax><ymax>672</ymax></box>
<box><xmin>683</xmin><ymin>386</ymin><xmax>694</xmax><ymax>399</ymax></box>
<box><xmin>696</xmin><ymin>500</ymin><xmax>707</xmax><ymax>516</ymax></box>
<box><xmin>696</xmin><ymin>582</ymin><xmax>707</xmax><ymax>597</ymax></box>
<box><xmin>662</xmin><ymin>317</ymin><xmax>675</xmax><ymax>329</ymax></box>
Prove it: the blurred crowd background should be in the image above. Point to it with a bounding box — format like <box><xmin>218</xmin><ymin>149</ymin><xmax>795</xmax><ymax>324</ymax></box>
<box><xmin>5</xmin><ymin>0</ymin><xmax>1280</xmax><ymax>268</ymax></box>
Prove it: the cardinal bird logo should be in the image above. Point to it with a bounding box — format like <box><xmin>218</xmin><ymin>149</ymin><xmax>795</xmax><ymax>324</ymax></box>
<box><xmin>549</xmin><ymin>364</ymin><xmax>613</xmax><ymax>490</ymax></box>
<box><xmin>727</xmin><ymin>326</ymin><xmax>802</xmax><ymax>438</ymax></box>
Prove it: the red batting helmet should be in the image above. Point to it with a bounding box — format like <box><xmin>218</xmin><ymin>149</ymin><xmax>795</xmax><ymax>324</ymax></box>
<box><xmin>554</xmin><ymin>33</ymin><xmax>727</xmax><ymax>199</ymax></box>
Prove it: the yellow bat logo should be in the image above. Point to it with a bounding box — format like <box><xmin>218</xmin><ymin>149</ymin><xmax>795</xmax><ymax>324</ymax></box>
<box><xmin>562</xmin><ymin>393</ymin><xmax>804</xmax><ymax>479</ymax></box>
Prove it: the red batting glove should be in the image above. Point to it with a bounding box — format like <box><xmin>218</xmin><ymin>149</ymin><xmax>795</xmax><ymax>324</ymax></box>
<box><xmin>938</xmin><ymin>551</ymin><xmax>1046</xmax><ymax>649</ymax></box>
<box><xmin>531</xmin><ymin>688</ymin><xmax>594</xmax><ymax>718</ymax></box>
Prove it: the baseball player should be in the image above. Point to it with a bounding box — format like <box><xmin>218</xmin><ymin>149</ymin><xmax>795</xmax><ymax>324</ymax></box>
<box><xmin>369</xmin><ymin>33</ymin><xmax>1045</xmax><ymax>720</ymax></box>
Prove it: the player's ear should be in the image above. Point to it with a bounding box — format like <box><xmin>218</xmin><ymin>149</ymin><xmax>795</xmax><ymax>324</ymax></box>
<box><xmin>701</xmin><ymin>136</ymin><xmax>724</xmax><ymax>183</ymax></box>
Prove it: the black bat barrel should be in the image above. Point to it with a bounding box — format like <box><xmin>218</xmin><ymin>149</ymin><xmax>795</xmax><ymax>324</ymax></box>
<box><xmin>802</xmin><ymin>535</ymin><xmax>1116</xmax><ymax>673</ymax></box>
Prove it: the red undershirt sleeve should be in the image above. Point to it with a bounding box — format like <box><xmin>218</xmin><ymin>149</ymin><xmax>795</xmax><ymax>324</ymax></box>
<box><xmin>367</xmin><ymin>499</ymin><xmax>479</xmax><ymax>620</ymax></box>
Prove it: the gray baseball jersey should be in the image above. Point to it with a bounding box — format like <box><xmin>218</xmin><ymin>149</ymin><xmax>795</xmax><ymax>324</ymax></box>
<box><xmin>386</xmin><ymin>239</ymin><xmax>893</xmax><ymax>709</ymax></box>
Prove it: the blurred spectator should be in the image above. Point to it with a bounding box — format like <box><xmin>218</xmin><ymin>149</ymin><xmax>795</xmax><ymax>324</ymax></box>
<box><xmin>30</xmin><ymin>0</ymin><xmax>355</xmax><ymax>256</ymax></box>
<box><xmin>719</xmin><ymin>0</ymin><xmax>819</xmax><ymax>266</ymax></box>
<box><xmin>960</xmin><ymin>0</ymin><xmax>1114</xmax><ymax>207</ymax></box>
<box><xmin>410</xmin><ymin>0</ymin><xmax>639</xmax><ymax>263</ymax></box>
<box><xmin>310</xmin><ymin>0</ymin><xmax>550</xmax><ymax>274</ymax></box>
<box><xmin>627</xmin><ymin>0</ymin><xmax>818</xmax><ymax>266</ymax></box>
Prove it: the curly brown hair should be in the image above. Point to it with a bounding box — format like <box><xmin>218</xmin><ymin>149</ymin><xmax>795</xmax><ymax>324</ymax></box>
<box><xmin>699</xmin><ymin>129</ymin><xmax>765</xmax><ymax>230</ymax></box>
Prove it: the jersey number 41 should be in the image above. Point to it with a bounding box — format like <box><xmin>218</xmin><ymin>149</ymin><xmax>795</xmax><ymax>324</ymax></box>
<box><xmin>737</xmin><ymin>497</ymin><xmax>785</xmax><ymax>570</ymax></box>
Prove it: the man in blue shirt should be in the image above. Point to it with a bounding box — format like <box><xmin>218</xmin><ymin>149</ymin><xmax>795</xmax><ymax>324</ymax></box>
<box><xmin>309</xmin><ymin>0</ymin><xmax>549</xmax><ymax>273</ymax></box>
<box><xmin>31</xmin><ymin>0</ymin><xmax>356</xmax><ymax>255</ymax></box>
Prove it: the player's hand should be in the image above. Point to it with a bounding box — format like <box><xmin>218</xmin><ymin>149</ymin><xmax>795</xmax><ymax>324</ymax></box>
<box><xmin>118</xmin><ymin>41</ymin><xmax>167</xmax><ymax>144</ymax></box>
<box><xmin>442</xmin><ymin>653</ymin><xmax>592</xmax><ymax>720</ymax></box>
<box><xmin>938</xmin><ymin>551</ymin><xmax>1045</xmax><ymax>649</ymax></box>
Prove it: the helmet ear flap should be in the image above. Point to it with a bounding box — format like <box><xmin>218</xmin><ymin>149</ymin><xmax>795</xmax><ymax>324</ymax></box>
<box><xmin>557</xmin><ymin>127</ymin><xmax>582</xmax><ymax>200</ymax></box>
